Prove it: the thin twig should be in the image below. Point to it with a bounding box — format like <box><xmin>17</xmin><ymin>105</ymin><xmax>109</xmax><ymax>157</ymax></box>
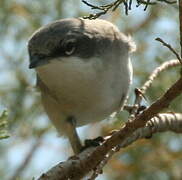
<box><xmin>129</xmin><ymin>0</ymin><xmax>133</xmax><ymax>9</ymax></box>
<box><xmin>129</xmin><ymin>59</ymin><xmax>181</xmax><ymax>118</ymax></box>
<box><xmin>157</xmin><ymin>0</ymin><xmax>177</xmax><ymax>4</ymax></box>
<box><xmin>82</xmin><ymin>0</ymin><xmax>103</xmax><ymax>10</ymax></box>
<box><xmin>155</xmin><ymin>37</ymin><xmax>182</xmax><ymax>64</ymax></box>
<box><xmin>82</xmin><ymin>0</ymin><xmax>128</xmax><ymax>19</ymax></box>
<box><xmin>123</xmin><ymin>1</ymin><xmax>129</xmax><ymax>15</ymax></box>
<box><xmin>141</xmin><ymin>59</ymin><xmax>181</xmax><ymax>92</ymax></box>
<box><xmin>82</xmin><ymin>0</ymin><xmax>177</xmax><ymax>19</ymax></box>
<box><xmin>136</xmin><ymin>0</ymin><xmax>156</xmax><ymax>6</ymax></box>
<box><xmin>144</xmin><ymin>0</ymin><xmax>151</xmax><ymax>10</ymax></box>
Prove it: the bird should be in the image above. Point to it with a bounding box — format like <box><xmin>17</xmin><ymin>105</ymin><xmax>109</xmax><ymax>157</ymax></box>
<box><xmin>28</xmin><ymin>18</ymin><xmax>136</xmax><ymax>154</ymax></box>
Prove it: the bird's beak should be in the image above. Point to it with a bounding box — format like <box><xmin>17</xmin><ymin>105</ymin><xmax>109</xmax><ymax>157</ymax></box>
<box><xmin>29</xmin><ymin>56</ymin><xmax>48</xmax><ymax>69</ymax></box>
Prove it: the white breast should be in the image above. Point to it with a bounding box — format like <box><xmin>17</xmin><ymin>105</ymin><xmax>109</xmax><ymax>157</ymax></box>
<box><xmin>36</xmin><ymin>56</ymin><xmax>132</xmax><ymax>126</ymax></box>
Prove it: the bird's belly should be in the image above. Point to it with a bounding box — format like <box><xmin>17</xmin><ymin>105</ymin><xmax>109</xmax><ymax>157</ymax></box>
<box><xmin>37</xmin><ymin>57</ymin><xmax>130</xmax><ymax>126</ymax></box>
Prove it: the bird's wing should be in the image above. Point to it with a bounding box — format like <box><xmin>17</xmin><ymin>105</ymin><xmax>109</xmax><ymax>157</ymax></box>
<box><xmin>36</xmin><ymin>75</ymin><xmax>59</xmax><ymax>102</ymax></box>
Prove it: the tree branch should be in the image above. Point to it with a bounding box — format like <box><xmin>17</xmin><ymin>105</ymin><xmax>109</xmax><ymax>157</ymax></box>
<box><xmin>89</xmin><ymin>112</ymin><xmax>182</xmax><ymax>179</ymax></box>
<box><xmin>179</xmin><ymin>0</ymin><xmax>182</xmax><ymax>57</ymax></box>
<box><xmin>141</xmin><ymin>59</ymin><xmax>181</xmax><ymax>92</ymax></box>
<box><xmin>82</xmin><ymin>0</ymin><xmax>177</xmax><ymax>19</ymax></box>
<box><xmin>155</xmin><ymin>38</ymin><xmax>182</xmax><ymax>63</ymax></box>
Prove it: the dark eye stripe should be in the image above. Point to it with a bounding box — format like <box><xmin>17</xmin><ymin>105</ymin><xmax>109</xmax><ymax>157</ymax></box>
<box><xmin>30</xmin><ymin>34</ymin><xmax>113</xmax><ymax>61</ymax></box>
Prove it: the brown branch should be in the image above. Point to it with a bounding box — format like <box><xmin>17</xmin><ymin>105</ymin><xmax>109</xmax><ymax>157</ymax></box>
<box><xmin>179</xmin><ymin>0</ymin><xmax>182</xmax><ymax>57</ymax></box>
<box><xmin>155</xmin><ymin>37</ymin><xmax>182</xmax><ymax>63</ymax></box>
<box><xmin>89</xmin><ymin>112</ymin><xmax>182</xmax><ymax>179</ymax></box>
<box><xmin>38</xmin><ymin>77</ymin><xmax>182</xmax><ymax>180</ymax></box>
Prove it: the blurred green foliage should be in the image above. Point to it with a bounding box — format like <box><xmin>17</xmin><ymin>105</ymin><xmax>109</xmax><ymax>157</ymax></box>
<box><xmin>0</xmin><ymin>0</ymin><xmax>181</xmax><ymax>180</ymax></box>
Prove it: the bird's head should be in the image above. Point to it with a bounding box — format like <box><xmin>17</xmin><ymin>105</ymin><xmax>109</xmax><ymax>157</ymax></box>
<box><xmin>28</xmin><ymin>18</ymin><xmax>135</xmax><ymax>69</ymax></box>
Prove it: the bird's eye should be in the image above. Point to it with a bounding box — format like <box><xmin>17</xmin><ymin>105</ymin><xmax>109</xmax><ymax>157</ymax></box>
<box><xmin>64</xmin><ymin>39</ymin><xmax>76</xmax><ymax>55</ymax></box>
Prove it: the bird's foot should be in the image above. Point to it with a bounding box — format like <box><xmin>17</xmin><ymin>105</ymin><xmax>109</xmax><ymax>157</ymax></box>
<box><xmin>82</xmin><ymin>136</ymin><xmax>105</xmax><ymax>151</ymax></box>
